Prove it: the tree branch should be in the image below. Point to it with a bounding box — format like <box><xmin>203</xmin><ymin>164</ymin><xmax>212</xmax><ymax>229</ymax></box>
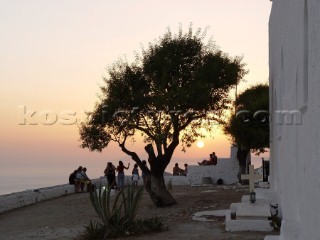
<box><xmin>119</xmin><ymin>140</ymin><xmax>151</xmax><ymax>175</ymax></box>
<box><xmin>163</xmin><ymin>115</ymin><xmax>180</xmax><ymax>166</ymax></box>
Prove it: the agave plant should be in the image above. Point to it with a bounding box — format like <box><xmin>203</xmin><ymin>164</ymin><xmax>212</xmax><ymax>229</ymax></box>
<box><xmin>121</xmin><ymin>186</ymin><xmax>144</xmax><ymax>226</ymax></box>
<box><xmin>89</xmin><ymin>185</ymin><xmax>144</xmax><ymax>237</ymax></box>
<box><xmin>84</xmin><ymin>220</ymin><xmax>105</xmax><ymax>239</ymax></box>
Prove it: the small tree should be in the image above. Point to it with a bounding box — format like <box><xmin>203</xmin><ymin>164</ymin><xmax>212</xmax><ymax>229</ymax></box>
<box><xmin>79</xmin><ymin>27</ymin><xmax>246</xmax><ymax>206</ymax></box>
<box><xmin>224</xmin><ymin>84</ymin><xmax>269</xmax><ymax>179</ymax></box>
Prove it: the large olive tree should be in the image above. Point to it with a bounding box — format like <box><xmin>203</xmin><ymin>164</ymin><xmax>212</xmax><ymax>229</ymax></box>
<box><xmin>79</xmin><ymin>28</ymin><xmax>246</xmax><ymax>206</ymax></box>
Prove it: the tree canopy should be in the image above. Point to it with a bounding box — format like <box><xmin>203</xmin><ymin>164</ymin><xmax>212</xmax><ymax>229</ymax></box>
<box><xmin>80</xmin><ymin>28</ymin><xmax>246</xmax><ymax>154</ymax></box>
<box><xmin>79</xmin><ymin>27</ymin><xmax>247</xmax><ymax>206</ymax></box>
<box><xmin>224</xmin><ymin>84</ymin><xmax>269</xmax><ymax>154</ymax></box>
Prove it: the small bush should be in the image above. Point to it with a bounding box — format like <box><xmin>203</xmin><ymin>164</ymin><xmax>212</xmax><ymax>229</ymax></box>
<box><xmin>84</xmin><ymin>185</ymin><xmax>167</xmax><ymax>239</ymax></box>
<box><xmin>88</xmin><ymin>185</ymin><xmax>143</xmax><ymax>238</ymax></box>
<box><xmin>83</xmin><ymin>221</ymin><xmax>105</xmax><ymax>240</ymax></box>
<box><xmin>134</xmin><ymin>216</ymin><xmax>167</xmax><ymax>234</ymax></box>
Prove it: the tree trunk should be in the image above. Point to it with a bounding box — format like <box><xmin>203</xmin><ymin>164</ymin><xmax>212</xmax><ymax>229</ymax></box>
<box><xmin>237</xmin><ymin>148</ymin><xmax>250</xmax><ymax>183</ymax></box>
<box><xmin>142</xmin><ymin>143</ymin><xmax>177</xmax><ymax>207</ymax></box>
<box><xmin>119</xmin><ymin>143</ymin><xmax>177</xmax><ymax>207</ymax></box>
<box><xmin>145</xmin><ymin>173</ymin><xmax>177</xmax><ymax>207</ymax></box>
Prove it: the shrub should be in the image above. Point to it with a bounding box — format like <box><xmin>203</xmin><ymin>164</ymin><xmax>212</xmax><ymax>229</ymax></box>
<box><xmin>85</xmin><ymin>185</ymin><xmax>167</xmax><ymax>239</ymax></box>
<box><xmin>87</xmin><ymin>185</ymin><xmax>143</xmax><ymax>238</ymax></box>
<box><xmin>134</xmin><ymin>216</ymin><xmax>167</xmax><ymax>234</ymax></box>
<box><xmin>83</xmin><ymin>221</ymin><xmax>105</xmax><ymax>240</ymax></box>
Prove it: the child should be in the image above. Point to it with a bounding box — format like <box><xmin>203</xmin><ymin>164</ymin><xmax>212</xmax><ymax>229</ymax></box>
<box><xmin>132</xmin><ymin>164</ymin><xmax>139</xmax><ymax>187</ymax></box>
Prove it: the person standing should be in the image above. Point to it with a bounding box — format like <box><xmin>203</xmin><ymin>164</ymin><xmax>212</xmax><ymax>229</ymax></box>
<box><xmin>132</xmin><ymin>164</ymin><xmax>140</xmax><ymax>187</ymax></box>
<box><xmin>184</xmin><ymin>163</ymin><xmax>188</xmax><ymax>176</ymax></box>
<box><xmin>104</xmin><ymin>162</ymin><xmax>116</xmax><ymax>189</ymax></box>
<box><xmin>116</xmin><ymin>161</ymin><xmax>130</xmax><ymax>189</ymax></box>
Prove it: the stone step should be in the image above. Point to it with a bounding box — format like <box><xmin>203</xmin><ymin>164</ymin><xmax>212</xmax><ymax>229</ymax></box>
<box><xmin>236</xmin><ymin>203</ymin><xmax>271</xmax><ymax>220</ymax></box>
<box><xmin>225</xmin><ymin>211</ymin><xmax>274</xmax><ymax>232</ymax></box>
<box><xmin>241</xmin><ymin>195</ymin><xmax>270</xmax><ymax>204</ymax></box>
<box><xmin>259</xmin><ymin>181</ymin><xmax>270</xmax><ymax>188</ymax></box>
<box><xmin>192</xmin><ymin>209</ymin><xmax>228</xmax><ymax>221</ymax></box>
<box><xmin>264</xmin><ymin>236</ymin><xmax>281</xmax><ymax>240</ymax></box>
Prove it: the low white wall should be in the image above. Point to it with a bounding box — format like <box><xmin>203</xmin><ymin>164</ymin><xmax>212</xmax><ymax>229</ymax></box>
<box><xmin>188</xmin><ymin>158</ymin><xmax>239</xmax><ymax>185</ymax></box>
<box><xmin>0</xmin><ymin>184</ymin><xmax>74</xmax><ymax>214</ymax></box>
<box><xmin>165</xmin><ymin>146</ymin><xmax>239</xmax><ymax>186</ymax></box>
<box><xmin>164</xmin><ymin>175</ymin><xmax>191</xmax><ymax>185</ymax></box>
<box><xmin>0</xmin><ymin>177</ymin><xmax>108</xmax><ymax>214</ymax></box>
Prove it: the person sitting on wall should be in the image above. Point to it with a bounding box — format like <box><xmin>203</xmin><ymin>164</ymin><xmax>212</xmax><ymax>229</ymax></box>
<box><xmin>69</xmin><ymin>169</ymin><xmax>78</xmax><ymax>185</ymax></box>
<box><xmin>173</xmin><ymin>163</ymin><xmax>184</xmax><ymax>176</ymax></box>
<box><xmin>75</xmin><ymin>166</ymin><xmax>84</xmax><ymax>192</ymax></box>
<box><xmin>210</xmin><ymin>152</ymin><xmax>218</xmax><ymax>165</ymax></box>
<box><xmin>198</xmin><ymin>154</ymin><xmax>212</xmax><ymax>165</ymax></box>
<box><xmin>75</xmin><ymin>166</ymin><xmax>92</xmax><ymax>192</ymax></box>
<box><xmin>198</xmin><ymin>153</ymin><xmax>218</xmax><ymax>165</ymax></box>
<box><xmin>80</xmin><ymin>167</ymin><xmax>92</xmax><ymax>192</ymax></box>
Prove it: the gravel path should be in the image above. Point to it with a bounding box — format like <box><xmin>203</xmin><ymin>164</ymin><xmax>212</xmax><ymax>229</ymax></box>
<box><xmin>0</xmin><ymin>185</ymin><xmax>279</xmax><ymax>240</ymax></box>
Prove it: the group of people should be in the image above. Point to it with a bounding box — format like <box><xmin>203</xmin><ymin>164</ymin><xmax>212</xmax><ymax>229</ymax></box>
<box><xmin>69</xmin><ymin>161</ymin><xmax>149</xmax><ymax>192</ymax></box>
<box><xmin>69</xmin><ymin>166</ymin><xmax>92</xmax><ymax>193</ymax></box>
<box><xmin>104</xmin><ymin>160</ymin><xmax>148</xmax><ymax>189</ymax></box>
<box><xmin>173</xmin><ymin>163</ymin><xmax>188</xmax><ymax>176</ymax></box>
<box><xmin>69</xmin><ymin>153</ymin><xmax>218</xmax><ymax>191</ymax></box>
<box><xmin>198</xmin><ymin>152</ymin><xmax>218</xmax><ymax>166</ymax></box>
<box><xmin>172</xmin><ymin>151</ymin><xmax>218</xmax><ymax>176</ymax></box>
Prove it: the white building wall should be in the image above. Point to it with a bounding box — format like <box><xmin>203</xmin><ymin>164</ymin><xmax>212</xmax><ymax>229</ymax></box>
<box><xmin>269</xmin><ymin>0</ymin><xmax>320</xmax><ymax>239</ymax></box>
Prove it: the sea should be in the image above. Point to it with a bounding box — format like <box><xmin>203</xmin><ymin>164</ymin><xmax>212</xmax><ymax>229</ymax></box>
<box><xmin>0</xmin><ymin>162</ymin><xmax>107</xmax><ymax>196</ymax></box>
<box><xmin>0</xmin><ymin>157</ymin><xmax>264</xmax><ymax>196</ymax></box>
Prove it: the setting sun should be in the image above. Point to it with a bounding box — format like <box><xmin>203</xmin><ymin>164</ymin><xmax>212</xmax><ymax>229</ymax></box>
<box><xmin>197</xmin><ymin>140</ymin><xmax>205</xmax><ymax>148</ymax></box>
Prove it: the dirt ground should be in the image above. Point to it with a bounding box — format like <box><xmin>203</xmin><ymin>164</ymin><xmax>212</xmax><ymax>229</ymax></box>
<box><xmin>0</xmin><ymin>185</ymin><xmax>279</xmax><ymax>240</ymax></box>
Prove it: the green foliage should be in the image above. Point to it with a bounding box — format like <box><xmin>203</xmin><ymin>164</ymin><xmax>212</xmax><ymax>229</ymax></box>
<box><xmin>79</xmin><ymin>26</ymin><xmax>247</xmax><ymax>207</ymax></box>
<box><xmin>84</xmin><ymin>221</ymin><xmax>105</xmax><ymax>240</ymax></box>
<box><xmin>79</xmin><ymin>26</ymin><xmax>247</xmax><ymax>153</ymax></box>
<box><xmin>85</xmin><ymin>186</ymin><xmax>167</xmax><ymax>239</ymax></box>
<box><xmin>134</xmin><ymin>217</ymin><xmax>167</xmax><ymax>233</ymax></box>
<box><xmin>88</xmin><ymin>185</ymin><xmax>144</xmax><ymax>238</ymax></box>
<box><xmin>224</xmin><ymin>84</ymin><xmax>269</xmax><ymax>154</ymax></box>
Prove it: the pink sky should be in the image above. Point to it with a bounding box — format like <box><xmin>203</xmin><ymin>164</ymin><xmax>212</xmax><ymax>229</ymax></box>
<box><xmin>0</xmin><ymin>0</ymin><xmax>271</xmax><ymax>179</ymax></box>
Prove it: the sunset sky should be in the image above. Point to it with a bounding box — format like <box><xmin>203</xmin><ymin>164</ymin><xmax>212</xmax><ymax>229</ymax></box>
<box><xmin>0</xmin><ymin>0</ymin><xmax>272</xmax><ymax>181</ymax></box>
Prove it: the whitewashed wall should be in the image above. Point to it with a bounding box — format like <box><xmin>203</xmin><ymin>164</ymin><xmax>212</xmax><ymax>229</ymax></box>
<box><xmin>0</xmin><ymin>178</ymin><xmax>108</xmax><ymax>214</ymax></box>
<box><xmin>165</xmin><ymin>146</ymin><xmax>239</xmax><ymax>185</ymax></box>
<box><xmin>187</xmin><ymin>161</ymin><xmax>238</xmax><ymax>185</ymax></box>
<box><xmin>0</xmin><ymin>184</ymin><xmax>75</xmax><ymax>213</ymax></box>
<box><xmin>269</xmin><ymin>0</ymin><xmax>320</xmax><ymax>239</ymax></box>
